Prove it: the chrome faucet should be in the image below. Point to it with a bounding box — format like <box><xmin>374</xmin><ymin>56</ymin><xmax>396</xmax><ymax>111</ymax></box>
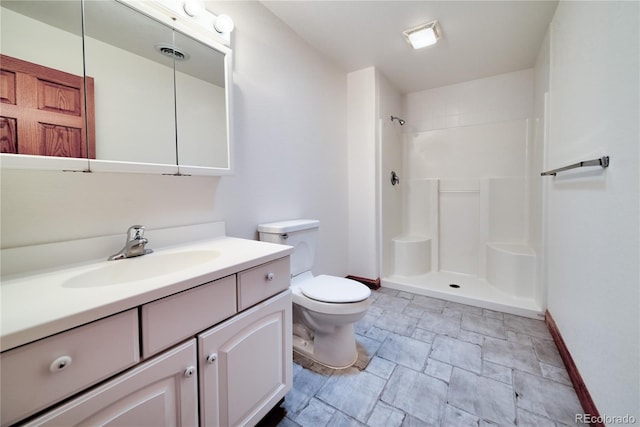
<box><xmin>108</xmin><ymin>225</ymin><xmax>153</xmax><ymax>261</ymax></box>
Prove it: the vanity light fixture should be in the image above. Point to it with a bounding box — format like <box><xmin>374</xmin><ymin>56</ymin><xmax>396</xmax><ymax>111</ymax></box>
<box><xmin>214</xmin><ymin>14</ymin><xmax>234</xmax><ymax>34</ymax></box>
<box><xmin>403</xmin><ymin>20</ymin><xmax>442</xmax><ymax>49</ymax></box>
<box><xmin>183</xmin><ymin>0</ymin><xmax>204</xmax><ymax>17</ymax></box>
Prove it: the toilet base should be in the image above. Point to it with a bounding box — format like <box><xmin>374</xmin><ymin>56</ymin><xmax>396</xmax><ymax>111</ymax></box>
<box><xmin>291</xmin><ymin>324</ymin><xmax>359</xmax><ymax>369</ymax></box>
<box><xmin>292</xmin><ymin>335</ymin><xmax>358</xmax><ymax>369</ymax></box>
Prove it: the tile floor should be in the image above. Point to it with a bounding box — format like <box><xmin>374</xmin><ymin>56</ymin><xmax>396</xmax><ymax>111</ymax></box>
<box><xmin>276</xmin><ymin>288</ymin><xmax>584</xmax><ymax>426</ymax></box>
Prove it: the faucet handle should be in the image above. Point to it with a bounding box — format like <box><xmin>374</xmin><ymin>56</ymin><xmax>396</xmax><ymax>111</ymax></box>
<box><xmin>127</xmin><ymin>225</ymin><xmax>145</xmax><ymax>240</ymax></box>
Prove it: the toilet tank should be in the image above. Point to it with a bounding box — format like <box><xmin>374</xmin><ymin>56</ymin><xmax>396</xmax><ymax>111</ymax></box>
<box><xmin>258</xmin><ymin>219</ymin><xmax>319</xmax><ymax>277</ymax></box>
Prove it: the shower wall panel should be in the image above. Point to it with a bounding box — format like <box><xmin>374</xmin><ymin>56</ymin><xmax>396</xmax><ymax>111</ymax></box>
<box><xmin>439</xmin><ymin>181</ymin><xmax>480</xmax><ymax>275</ymax></box>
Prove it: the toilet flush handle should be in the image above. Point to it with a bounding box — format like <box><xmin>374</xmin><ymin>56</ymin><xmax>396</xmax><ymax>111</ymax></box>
<box><xmin>280</xmin><ymin>233</ymin><xmax>288</xmax><ymax>240</ymax></box>
<box><xmin>266</xmin><ymin>272</ymin><xmax>275</xmax><ymax>281</ymax></box>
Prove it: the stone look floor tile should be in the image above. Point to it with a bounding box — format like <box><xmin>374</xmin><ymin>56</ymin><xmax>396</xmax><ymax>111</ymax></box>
<box><xmin>284</xmin><ymin>362</ymin><xmax>330</xmax><ymax>416</ymax></box>
<box><xmin>365</xmin><ymin>356</ymin><xmax>396</xmax><ymax>380</ymax></box>
<box><xmin>430</xmin><ymin>335</ymin><xmax>482</xmax><ymax>373</ymax></box>
<box><xmin>367</xmin><ymin>401</ymin><xmax>405</xmax><ymax>427</ymax></box>
<box><xmin>411</xmin><ymin>327</ymin><xmax>436</xmax><ymax>343</ymax></box>
<box><xmin>513</xmin><ymin>370</ymin><xmax>583</xmax><ymax>425</ymax></box>
<box><xmin>294</xmin><ymin>398</ymin><xmax>334</xmax><ymax>426</ymax></box>
<box><xmin>278</xmin><ymin>288</ymin><xmax>583</xmax><ymax>427</ymax></box>
<box><xmin>483</xmin><ymin>336</ymin><xmax>543</xmax><ymax>375</ymax></box>
<box><xmin>329</xmin><ymin>410</ymin><xmax>366</xmax><ymax>427</ymax></box>
<box><xmin>417</xmin><ymin>310</ymin><xmax>462</xmax><ymax>336</ymax></box>
<box><xmin>377</xmin><ymin>333</ymin><xmax>431</xmax><ymax>370</ymax></box>
<box><xmin>424</xmin><ymin>358</ymin><xmax>453</xmax><ymax>383</ymax></box>
<box><xmin>503</xmin><ymin>313</ymin><xmax>552</xmax><ymax>339</ymax></box>
<box><xmin>355</xmin><ymin>313</ymin><xmax>380</xmax><ymax>336</ymax></box>
<box><xmin>381</xmin><ymin>366</ymin><xmax>448</xmax><ymax>425</ymax></box>
<box><xmin>444</xmin><ymin>301</ymin><xmax>484</xmax><ymax>316</ymax></box>
<box><xmin>372</xmin><ymin>294</ymin><xmax>409</xmax><ymax>313</ymax></box>
<box><xmin>448</xmin><ymin>368</ymin><xmax>517</xmax><ymax>425</ymax></box>
<box><xmin>482</xmin><ymin>360</ymin><xmax>513</xmax><ymax>384</ymax></box>
<box><xmin>531</xmin><ymin>337</ymin><xmax>564</xmax><ymax>367</ymax></box>
<box><xmin>362</xmin><ymin>326</ymin><xmax>391</xmax><ymax>343</ymax></box>
<box><xmin>452</xmin><ymin>328</ymin><xmax>485</xmax><ymax>345</ymax></box>
<box><xmin>410</xmin><ymin>295</ymin><xmax>447</xmax><ymax>312</ymax></box>
<box><xmin>461</xmin><ymin>312</ymin><xmax>507</xmax><ymax>339</ymax></box>
<box><xmin>442</xmin><ymin>405</ymin><xmax>480</xmax><ymax>426</ymax></box>
<box><xmin>516</xmin><ymin>409</ymin><xmax>557</xmax><ymax>427</ymax></box>
<box><xmin>507</xmin><ymin>330</ymin><xmax>533</xmax><ymax>346</ymax></box>
<box><xmin>539</xmin><ymin>362</ymin><xmax>572</xmax><ymax>386</ymax></box>
<box><xmin>483</xmin><ymin>309</ymin><xmax>504</xmax><ymax>320</ymax></box>
<box><xmin>373</xmin><ymin>311</ymin><xmax>418</xmax><ymax>336</ymax></box>
<box><xmin>402</xmin><ymin>304</ymin><xmax>425</xmax><ymax>318</ymax></box>
<box><xmin>316</xmin><ymin>369</ymin><xmax>386</xmax><ymax>423</ymax></box>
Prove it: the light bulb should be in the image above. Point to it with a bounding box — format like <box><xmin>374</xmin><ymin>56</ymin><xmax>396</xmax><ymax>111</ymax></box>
<box><xmin>183</xmin><ymin>0</ymin><xmax>204</xmax><ymax>17</ymax></box>
<box><xmin>214</xmin><ymin>14</ymin><xmax>234</xmax><ymax>34</ymax></box>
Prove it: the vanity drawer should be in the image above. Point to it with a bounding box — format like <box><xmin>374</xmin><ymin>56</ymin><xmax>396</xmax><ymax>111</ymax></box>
<box><xmin>237</xmin><ymin>257</ymin><xmax>290</xmax><ymax>311</ymax></box>
<box><xmin>0</xmin><ymin>309</ymin><xmax>139</xmax><ymax>427</ymax></box>
<box><xmin>141</xmin><ymin>275</ymin><xmax>237</xmax><ymax>357</ymax></box>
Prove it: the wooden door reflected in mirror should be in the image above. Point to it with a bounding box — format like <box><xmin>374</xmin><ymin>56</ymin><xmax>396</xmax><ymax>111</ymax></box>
<box><xmin>0</xmin><ymin>54</ymin><xmax>95</xmax><ymax>158</ymax></box>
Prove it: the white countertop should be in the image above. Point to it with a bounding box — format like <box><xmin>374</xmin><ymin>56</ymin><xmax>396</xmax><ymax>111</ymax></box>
<box><xmin>1</xmin><ymin>237</ymin><xmax>292</xmax><ymax>352</ymax></box>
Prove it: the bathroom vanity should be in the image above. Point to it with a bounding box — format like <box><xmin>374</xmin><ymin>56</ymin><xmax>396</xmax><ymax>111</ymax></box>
<box><xmin>0</xmin><ymin>225</ymin><xmax>293</xmax><ymax>426</ymax></box>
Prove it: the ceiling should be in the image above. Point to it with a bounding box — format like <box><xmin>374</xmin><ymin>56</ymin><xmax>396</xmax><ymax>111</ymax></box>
<box><xmin>261</xmin><ymin>1</ymin><xmax>558</xmax><ymax>94</ymax></box>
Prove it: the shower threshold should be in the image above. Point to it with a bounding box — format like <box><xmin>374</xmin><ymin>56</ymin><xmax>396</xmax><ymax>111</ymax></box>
<box><xmin>382</xmin><ymin>271</ymin><xmax>544</xmax><ymax>319</ymax></box>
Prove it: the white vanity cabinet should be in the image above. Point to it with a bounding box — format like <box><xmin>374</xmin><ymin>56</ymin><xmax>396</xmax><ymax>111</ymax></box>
<box><xmin>23</xmin><ymin>340</ymin><xmax>199</xmax><ymax>426</ymax></box>
<box><xmin>1</xmin><ymin>248</ymin><xmax>292</xmax><ymax>427</ymax></box>
<box><xmin>199</xmin><ymin>290</ymin><xmax>292</xmax><ymax>427</ymax></box>
<box><xmin>0</xmin><ymin>310</ymin><xmax>140</xmax><ymax>426</ymax></box>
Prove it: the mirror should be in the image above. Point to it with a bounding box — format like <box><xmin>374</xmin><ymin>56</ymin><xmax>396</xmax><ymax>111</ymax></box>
<box><xmin>0</xmin><ymin>1</ymin><xmax>89</xmax><ymax>170</ymax></box>
<box><xmin>0</xmin><ymin>0</ymin><xmax>232</xmax><ymax>174</ymax></box>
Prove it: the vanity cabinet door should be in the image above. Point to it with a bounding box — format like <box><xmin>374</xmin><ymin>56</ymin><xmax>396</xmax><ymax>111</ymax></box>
<box><xmin>198</xmin><ymin>290</ymin><xmax>292</xmax><ymax>427</ymax></box>
<box><xmin>0</xmin><ymin>310</ymin><xmax>139</xmax><ymax>426</ymax></box>
<box><xmin>24</xmin><ymin>340</ymin><xmax>198</xmax><ymax>427</ymax></box>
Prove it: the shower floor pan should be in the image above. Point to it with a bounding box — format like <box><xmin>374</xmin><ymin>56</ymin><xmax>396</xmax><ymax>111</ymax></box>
<box><xmin>382</xmin><ymin>271</ymin><xmax>543</xmax><ymax>319</ymax></box>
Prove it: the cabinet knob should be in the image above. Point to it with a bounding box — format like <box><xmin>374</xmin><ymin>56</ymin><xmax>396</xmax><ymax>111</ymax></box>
<box><xmin>206</xmin><ymin>353</ymin><xmax>217</xmax><ymax>364</ymax></box>
<box><xmin>184</xmin><ymin>366</ymin><xmax>196</xmax><ymax>378</ymax></box>
<box><xmin>266</xmin><ymin>272</ymin><xmax>275</xmax><ymax>281</ymax></box>
<box><xmin>49</xmin><ymin>355</ymin><xmax>73</xmax><ymax>373</ymax></box>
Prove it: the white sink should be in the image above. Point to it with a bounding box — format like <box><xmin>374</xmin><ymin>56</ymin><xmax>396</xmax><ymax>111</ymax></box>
<box><xmin>62</xmin><ymin>250</ymin><xmax>220</xmax><ymax>288</ymax></box>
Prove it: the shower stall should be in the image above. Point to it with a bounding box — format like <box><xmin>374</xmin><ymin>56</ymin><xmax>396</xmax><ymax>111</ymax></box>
<box><xmin>379</xmin><ymin>115</ymin><xmax>544</xmax><ymax>319</ymax></box>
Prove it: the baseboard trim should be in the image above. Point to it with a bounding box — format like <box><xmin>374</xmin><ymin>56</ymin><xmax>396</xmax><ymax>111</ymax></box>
<box><xmin>346</xmin><ymin>275</ymin><xmax>380</xmax><ymax>290</ymax></box>
<box><xmin>545</xmin><ymin>310</ymin><xmax>602</xmax><ymax>427</ymax></box>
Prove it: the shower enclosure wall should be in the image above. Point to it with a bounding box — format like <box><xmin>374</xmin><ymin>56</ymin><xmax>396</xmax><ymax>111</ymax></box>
<box><xmin>381</xmin><ymin>117</ymin><xmax>543</xmax><ymax>318</ymax></box>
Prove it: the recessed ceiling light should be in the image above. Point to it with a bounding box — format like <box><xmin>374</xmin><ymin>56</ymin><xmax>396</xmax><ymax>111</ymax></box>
<box><xmin>403</xmin><ymin>20</ymin><xmax>442</xmax><ymax>49</ymax></box>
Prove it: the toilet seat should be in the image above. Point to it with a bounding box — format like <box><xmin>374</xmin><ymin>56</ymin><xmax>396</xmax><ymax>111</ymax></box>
<box><xmin>300</xmin><ymin>275</ymin><xmax>371</xmax><ymax>303</ymax></box>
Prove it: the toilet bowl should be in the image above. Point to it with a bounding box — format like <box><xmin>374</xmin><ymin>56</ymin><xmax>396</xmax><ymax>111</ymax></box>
<box><xmin>291</xmin><ymin>273</ymin><xmax>370</xmax><ymax>368</ymax></box>
<box><xmin>258</xmin><ymin>219</ymin><xmax>371</xmax><ymax>369</ymax></box>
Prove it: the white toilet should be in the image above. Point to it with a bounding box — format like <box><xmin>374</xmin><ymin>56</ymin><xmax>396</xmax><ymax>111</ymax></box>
<box><xmin>258</xmin><ymin>219</ymin><xmax>371</xmax><ymax>369</ymax></box>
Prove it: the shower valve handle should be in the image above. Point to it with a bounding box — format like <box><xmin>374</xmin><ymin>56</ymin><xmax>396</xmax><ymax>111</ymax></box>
<box><xmin>390</xmin><ymin>171</ymin><xmax>400</xmax><ymax>186</ymax></box>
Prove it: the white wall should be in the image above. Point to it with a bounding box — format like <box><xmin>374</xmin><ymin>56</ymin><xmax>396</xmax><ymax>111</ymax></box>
<box><xmin>545</xmin><ymin>1</ymin><xmax>639</xmax><ymax>418</ymax></box>
<box><xmin>531</xmin><ymin>29</ymin><xmax>550</xmax><ymax>306</ymax></box>
<box><xmin>347</xmin><ymin>68</ymin><xmax>377</xmax><ymax>279</ymax></box>
<box><xmin>377</xmin><ymin>72</ymin><xmax>403</xmax><ymax>279</ymax></box>
<box><xmin>404</xmin><ymin>69</ymin><xmax>533</xmax><ymax>133</ymax></box>
<box><xmin>347</xmin><ymin>67</ymin><xmax>403</xmax><ymax>281</ymax></box>
<box><xmin>1</xmin><ymin>1</ymin><xmax>349</xmax><ymax>278</ymax></box>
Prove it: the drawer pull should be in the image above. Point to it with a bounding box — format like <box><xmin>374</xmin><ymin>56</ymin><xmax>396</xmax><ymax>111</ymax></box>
<box><xmin>206</xmin><ymin>353</ymin><xmax>217</xmax><ymax>364</ymax></box>
<box><xmin>49</xmin><ymin>355</ymin><xmax>73</xmax><ymax>373</ymax></box>
<box><xmin>266</xmin><ymin>272</ymin><xmax>275</xmax><ymax>281</ymax></box>
<box><xmin>184</xmin><ymin>366</ymin><xmax>196</xmax><ymax>378</ymax></box>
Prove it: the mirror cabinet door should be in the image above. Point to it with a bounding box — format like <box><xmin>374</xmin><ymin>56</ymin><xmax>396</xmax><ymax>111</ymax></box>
<box><xmin>82</xmin><ymin>0</ymin><xmax>177</xmax><ymax>172</ymax></box>
<box><xmin>174</xmin><ymin>30</ymin><xmax>230</xmax><ymax>171</ymax></box>
<box><xmin>1</xmin><ymin>0</ymin><xmax>232</xmax><ymax>174</ymax></box>
<box><xmin>0</xmin><ymin>1</ymin><xmax>89</xmax><ymax>169</ymax></box>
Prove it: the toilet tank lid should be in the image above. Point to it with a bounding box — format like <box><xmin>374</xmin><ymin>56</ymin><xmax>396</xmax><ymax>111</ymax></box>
<box><xmin>258</xmin><ymin>219</ymin><xmax>320</xmax><ymax>234</ymax></box>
